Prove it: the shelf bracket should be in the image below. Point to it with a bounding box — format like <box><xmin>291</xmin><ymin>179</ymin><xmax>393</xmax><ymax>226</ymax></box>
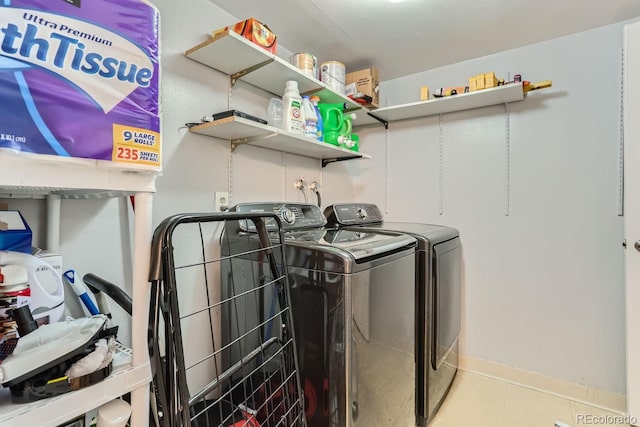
<box><xmin>368</xmin><ymin>112</ymin><xmax>388</xmax><ymax>129</ymax></box>
<box><xmin>230</xmin><ymin>132</ymin><xmax>278</xmax><ymax>151</ymax></box>
<box><xmin>230</xmin><ymin>58</ymin><xmax>275</xmax><ymax>86</ymax></box>
<box><xmin>322</xmin><ymin>155</ymin><xmax>361</xmax><ymax>168</ymax></box>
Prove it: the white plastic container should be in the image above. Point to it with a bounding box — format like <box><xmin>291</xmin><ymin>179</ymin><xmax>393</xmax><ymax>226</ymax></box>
<box><xmin>302</xmin><ymin>96</ymin><xmax>318</xmax><ymax>138</ymax></box>
<box><xmin>320</xmin><ymin>61</ymin><xmax>346</xmax><ymax>94</ymax></box>
<box><xmin>0</xmin><ymin>251</ymin><xmax>65</xmax><ymax>326</ymax></box>
<box><xmin>283</xmin><ymin>81</ymin><xmax>305</xmax><ymax>134</ymax></box>
<box><xmin>97</xmin><ymin>399</ymin><xmax>132</xmax><ymax>427</ymax></box>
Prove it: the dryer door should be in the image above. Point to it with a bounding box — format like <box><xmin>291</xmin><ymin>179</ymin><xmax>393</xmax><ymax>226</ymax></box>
<box><xmin>431</xmin><ymin>237</ymin><xmax>462</xmax><ymax>370</ymax></box>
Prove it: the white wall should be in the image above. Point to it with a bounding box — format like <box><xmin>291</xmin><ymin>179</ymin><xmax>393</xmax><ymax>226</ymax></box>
<box><xmin>1</xmin><ymin>0</ymin><xmax>629</xmax><ymax>397</ymax></box>
<box><xmin>1</xmin><ymin>0</ymin><xmax>352</xmax><ymax>345</ymax></box>
<box><xmin>349</xmin><ymin>23</ymin><xmax>627</xmax><ymax>394</ymax></box>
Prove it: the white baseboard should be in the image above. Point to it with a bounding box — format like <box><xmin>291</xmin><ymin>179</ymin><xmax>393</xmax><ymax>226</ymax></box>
<box><xmin>458</xmin><ymin>354</ymin><xmax>627</xmax><ymax>414</ymax></box>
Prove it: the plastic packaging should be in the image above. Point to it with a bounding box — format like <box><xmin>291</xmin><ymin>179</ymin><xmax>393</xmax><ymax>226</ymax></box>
<box><xmin>267</xmin><ymin>98</ymin><xmax>284</xmax><ymax>129</ymax></box>
<box><xmin>310</xmin><ymin>96</ymin><xmax>323</xmax><ymax>141</ymax></box>
<box><xmin>283</xmin><ymin>81</ymin><xmax>305</xmax><ymax>134</ymax></box>
<box><xmin>0</xmin><ymin>0</ymin><xmax>161</xmax><ymax>169</ymax></box>
<box><xmin>302</xmin><ymin>96</ymin><xmax>318</xmax><ymax>138</ymax></box>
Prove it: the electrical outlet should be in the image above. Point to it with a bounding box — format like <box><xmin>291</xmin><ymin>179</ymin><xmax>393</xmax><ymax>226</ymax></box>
<box><xmin>214</xmin><ymin>191</ymin><xmax>229</xmax><ymax>212</ymax></box>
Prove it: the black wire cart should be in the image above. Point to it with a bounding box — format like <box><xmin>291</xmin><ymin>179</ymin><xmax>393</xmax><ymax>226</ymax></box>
<box><xmin>148</xmin><ymin>212</ymin><xmax>306</xmax><ymax>427</ymax></box>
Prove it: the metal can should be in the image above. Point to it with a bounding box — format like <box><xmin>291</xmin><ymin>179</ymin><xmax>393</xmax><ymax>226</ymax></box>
<box><xmin>290</xmin><ymin>53</ymin><xmax>318</xmax><ymax>79</ymax></box>
<box><xmin>320</xmin><ymin>61</ymin><xmax>346</xmax><ymax>94</ymax></box>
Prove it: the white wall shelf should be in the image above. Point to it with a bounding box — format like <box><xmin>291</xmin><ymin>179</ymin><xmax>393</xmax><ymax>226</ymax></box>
<box><xmin>0</xmin><ymin>151</ymin><xmax>157</xmax><ymax>198</ymax></box>
<box><xmin>185</xmin><ymin>30</ymin><xmax>379</xmax><ymax>165</ymax></box>
<box><xmin>370</xmin><ymin>83</ymin><xmax>525</xmax><ymax>124</ymax></box>
<box><xmin>184</xmin><ymin>30</ymin><xmax>366</xmax><ymax>111</ymax></box>
<box><xmin>190</xmin><ymin>116</ymin><xmax>369</xmax><ymax>166</ymax></box>
<box><xmin>0</xmin><ymin>151</ymin><xmax>156</xmax><ymax>427</ymax></box>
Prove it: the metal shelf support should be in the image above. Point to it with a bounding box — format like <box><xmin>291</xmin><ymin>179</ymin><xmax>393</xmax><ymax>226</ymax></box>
<box><xmin>369</xmin><ymin>112</ymin><xmax>388</xmax><ymax>129</ymax></box>
<box><xmin>230</xmin><ymin>58</ymin><xmax>274</xmax><ymax>86</ymax></box>
<box><xmin>230</xmin><ymin>132</ymin><xmax>279</xmax><ymax>151</ymax></box>
<box><xmin>504</xmin><ymin>103</ymin><xmax>511</xmax><ymax>217</ymax></box>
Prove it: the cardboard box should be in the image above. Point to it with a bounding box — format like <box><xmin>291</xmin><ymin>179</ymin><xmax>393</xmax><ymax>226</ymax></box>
<box><xmin>484</xmin><ymin>72</ymin><xmax>498</xmax><ymax>88</ymax></box>
<box><xmin>346</xmin><ymin>66</ymin><xmax>379</xmax><ymax>108</ymax></box>
<box><xmin>469</xmin><ymin>72</ymin><xmax>498</xmax><ymax>91</ymax></box>
<box><xmin>215</xmin><ymin>18</ymin><xmax>277</xmax><ymax>54</ymax></box>
<box><xmin>420</xmin><ymin>86</ymin><xmax>429</xmax><ymax>101</ymax></box>
<box><xmin>0</xmin><ymin>1</ymin><xmax>161</xmax><ymax>169</ymax></box>
<box><xmin>0</xmin><ymin>211</ymin><xmax>32</xmax><ymax>254</ymax></box>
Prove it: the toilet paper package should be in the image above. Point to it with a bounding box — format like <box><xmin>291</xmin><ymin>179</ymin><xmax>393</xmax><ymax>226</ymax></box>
<box><xmin>0</xmin><ymin>0</ymin><xmax>161</xmax><ymax>169</ymax></box>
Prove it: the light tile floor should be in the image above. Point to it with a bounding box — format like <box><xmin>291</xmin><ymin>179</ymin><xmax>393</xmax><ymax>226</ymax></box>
<box><xmin>430</xmin><ymin>371</ymin><xmax>632</xmax><ymax>427</ymax></box>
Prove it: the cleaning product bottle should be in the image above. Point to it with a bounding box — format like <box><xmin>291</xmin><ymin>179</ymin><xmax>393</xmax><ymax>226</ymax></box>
<box><xmin>318</xmin><ymin>103</ymin><xmax>346</xmax><ymax>145</ymax></box>
<box><xmin>309</xmin><ymin>95</ymin><xmax>323</xmax><ymax>141</ymax></box>
<box><xmin>283</xmin><ymin>80</ymin><xmax>305</xmax><ymax>134</ymax></box>
<box><xmin>302</xmin><ymin>96</ymin><xmax>318</xmax><ymax>138</ymax></box>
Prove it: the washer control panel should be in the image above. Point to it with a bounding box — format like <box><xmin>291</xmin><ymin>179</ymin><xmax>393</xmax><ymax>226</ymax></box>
<box><xmin>280</xmin><ymin>207</ymin><xmax>297</xmax><ymax>225</ymax></box>
<box><xmin>324</xmin><ymin>203</ymin><xmax>383</xmax><ymax>226</ymax></box>
<box><xmin>232</xmin><ymin>202</ymin><xmax>326</xmax><ymax>230</ymax></box>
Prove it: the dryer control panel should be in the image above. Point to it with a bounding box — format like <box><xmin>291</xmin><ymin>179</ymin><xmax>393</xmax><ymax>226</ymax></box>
<box><xmin>324</xmin><ymin>203</ymin><xmax>384</xmax><ymax>226</ymax></box>
<box><xmin>232</xmin><ymin>202</ymin><xmax>326</xmax><ymax>231</ymax></box>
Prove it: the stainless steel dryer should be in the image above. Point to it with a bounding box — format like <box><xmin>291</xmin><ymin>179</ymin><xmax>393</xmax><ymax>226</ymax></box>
<box><xmin>229</xmin><ymin>202</ymin><xmax>417</xmax><ymax>427</ymax></box>
<box><xmin>324</xmin><ymin>203</ymin><xmax>462</xmax><ymax>426</ymax></box>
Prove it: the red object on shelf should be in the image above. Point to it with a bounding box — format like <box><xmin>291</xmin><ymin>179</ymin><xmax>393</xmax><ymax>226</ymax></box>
<box><xmin>215</xmin><ymin>18</ymin><xmax>277</xmax><ymax>54</ymax></box>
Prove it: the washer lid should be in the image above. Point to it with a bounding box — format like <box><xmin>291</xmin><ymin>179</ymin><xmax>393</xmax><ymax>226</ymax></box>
<box><xmin>321</xmin><ymin>229</ymin><xmax>416</xmax><ymax>261</ymax></box>
<box><xmin>282</xmin><ymin>228</ymin><xmax>415</xmax><ymax>261</ymax></box>
<box><xmin>378</xmin><ymin>222</ymin><xmax>459</xmax><ymax>245</ymax></box>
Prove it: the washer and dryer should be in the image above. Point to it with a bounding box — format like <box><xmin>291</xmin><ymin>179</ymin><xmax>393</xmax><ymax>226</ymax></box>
<box><xmin>324</xmin><ymin>203</ymin><xmax>462</xmax><ymax>425</ymax></box>
<box><xmin>230</xmin><ymin>202</ymin><xmax>417</xmax><ymax>427</ymax></box>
